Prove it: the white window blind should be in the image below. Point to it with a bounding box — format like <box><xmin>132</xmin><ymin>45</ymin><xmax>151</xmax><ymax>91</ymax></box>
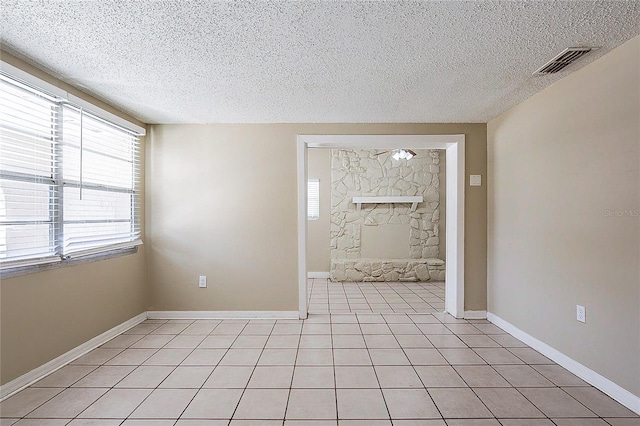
<box><xmin>308</xmin><ymin>179</ymin><xmax>319</xmax><ymax>220</ymax></box>
<box><xmin>0</xmin><ymin>76</ymin><xmax>59</xmax><ymax>267</ymax></box>
<box><xmin>0</xmin><ymin>70</ymin><xmax>143</xmax><ymax>271</ymax></box>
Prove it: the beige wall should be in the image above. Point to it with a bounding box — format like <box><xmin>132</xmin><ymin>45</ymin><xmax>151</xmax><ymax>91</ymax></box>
<box><xmin>0</xmin><ymin>51</ymin><xmax>148</xmax><ymax>386</ymax></box>
<box><xmin>307</xmin><ymin>148</ymin><xmax>332</xmax><ymax>272</ymax></box>
<box><xmin>147</xmin><ymin>123</ymin><xmax>486</xmax><ymax>311</ymax></box>
<box><xmin>487</xmin><ymin>35</ymin><xmax>640</xmax><ymax>396</ymax></box>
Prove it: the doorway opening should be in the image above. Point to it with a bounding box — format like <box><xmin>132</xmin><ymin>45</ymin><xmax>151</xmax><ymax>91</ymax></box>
<box><xmin>297</xmin><ymin>135</ymin><xmax>465</xmax><ymax>320</ymax></box>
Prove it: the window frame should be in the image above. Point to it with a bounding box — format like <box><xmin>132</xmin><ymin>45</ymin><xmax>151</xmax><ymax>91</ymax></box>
<box><xmin>0</xmin><ymin>61</ymin><xmax>145</xmax><ymax>277</ymax></box>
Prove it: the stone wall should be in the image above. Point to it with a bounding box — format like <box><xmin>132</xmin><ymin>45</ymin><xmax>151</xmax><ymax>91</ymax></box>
<box><xmin>330</xmin><ymin>149</ymin><xmax>443</xmax><ymax>281</ymax></box>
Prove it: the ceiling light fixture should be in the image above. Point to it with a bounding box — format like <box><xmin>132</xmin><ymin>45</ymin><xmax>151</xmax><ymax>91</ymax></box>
<box><xmin>391</xmin><ymin>149</ymin><xmax>416</xmax><ymax>161</ymax></box>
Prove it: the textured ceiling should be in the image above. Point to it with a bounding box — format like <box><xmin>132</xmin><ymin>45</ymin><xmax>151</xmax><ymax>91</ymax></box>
<box><xmin>1</xmin><ymin>1</ymin><xmax>639</xmax><ymax>124</ymax></box>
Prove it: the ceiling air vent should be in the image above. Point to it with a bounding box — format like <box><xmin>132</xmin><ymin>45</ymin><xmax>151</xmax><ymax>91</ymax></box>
<box><xmin>533</xmin><ymin>47</ymin><xmax>595</xmax><ymax>75</ymax></box>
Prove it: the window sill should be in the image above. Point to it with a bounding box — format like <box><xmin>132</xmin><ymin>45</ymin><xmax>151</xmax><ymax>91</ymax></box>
<box><xmin>0</xmin><ymin>245</ymin><xmax>140</xmax><ymax>280</ymax></box>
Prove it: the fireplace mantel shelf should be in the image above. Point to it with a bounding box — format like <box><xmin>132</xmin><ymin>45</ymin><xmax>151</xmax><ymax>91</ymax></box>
<box><xmin>352</xmin><ymin>196</ymin><xmax>424</xmax><ymax>212</ymax></box>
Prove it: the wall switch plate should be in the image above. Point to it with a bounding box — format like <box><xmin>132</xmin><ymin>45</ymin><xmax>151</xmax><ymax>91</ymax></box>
<box><xmin>576</xmin><ymin>305</ymin><xmax>586</xmax><ymax>323</ymax></box>
<box><xmin>470</xmin><ymin>175</ymin><xmax>482</xmax><ymax>186</ymax></box>
<box><xmin>198</xmin><ymin>275</ymin><xmax>207</xmax><ymax>288</ymax></box>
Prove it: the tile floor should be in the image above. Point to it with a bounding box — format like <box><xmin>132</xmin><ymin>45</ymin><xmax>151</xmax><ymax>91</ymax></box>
<box><xmin>308</xmin><ymin>279</ymin><xmax>445</xmax><ymax>314</ymax></box>
<box><xmin>1</xmin><ymin>282</ymin><xmax>638</xmax><ymax>425</ymax></box>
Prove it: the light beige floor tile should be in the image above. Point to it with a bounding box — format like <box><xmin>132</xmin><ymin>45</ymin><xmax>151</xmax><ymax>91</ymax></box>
<box><xmin>164</xmin><ymin>335</ymin><xmax>207</xmax><ymax>349</ymax></box>
<box><xmin>268</xmin><ymin>335</ymin><xmax>301</xmax><ymax>348</ymax></box>
<box><xmin>601</xmin><ymin>419</ymin><xmax>640</xmax><ymax>426</ymax></box>
<box><xmin>338</xmin><ymin>421</ymin><xmax>391</xmax><ymax>426</ymax></box>
<box><xmin>67</xmin><ymin>419</ymin><xmax>123</xmax><ymax>425</ymax></box>
<box><xmin>159</xmin><ymin>366</ymin><xmax>214</xmax><ymax>388</ymax></box>
<box><xmin>219</xmin><ymin>348</ymin><xmax>262</xmax><ymax>365</ymax></box>
<box><xmin>375</xmin><ymin>366</ymin><xmax>423</xmax><ymax>388</ymax></box>
<box><xmin>284</xmin><ymin>420</ymin><xmax>337</xmax><ymax>426</ymax></box>
<box><xmin>383</xmin><ymin>314</ymin><xmax>413</xmax><ymax>324</ymax></box>
<box><xmin>426</xmin><ymin>335</ymin><xmax>467</xmax><ymax>348</ymax></box>
<box><xmin>71</xmin><ymin>348</ymin><xmax>123</xmax><ymax>366</ymax></box>
<box><xmin>122</xmin><ymin>420</ymin><xmax>176</xmax><ymax>425</ymax></box>
<box><xmin>272</xmin><ymin>323</ymin><xmax>303</xmax><ymax>335</ymax></box>
<box><xmin>363</xmin><ymin>335</ymin><xmax>400</xmax><ymax>348</ymax></box>
<box><xmin>428</xmin><ymin>388</ymin><xmax>493</xmax><ymax>418</ymax></box>
<box><xmin>458</xmin><ymin>335</ymin><xmax>500</xmax><ymax>348</ymax></box>
<box><xmin>414</xmin><ymin>366</ymin><xmax>467</xmax><ymax>387</ymax></box>
<box><xmin>508</xmin><ymin>348</ymin><xmax>554</xmax><ymax>364</ymax></box>
<box><xmin>335</xmin><ymin>366</ymin><xmax>379</xmax><ymax>388</ymax></box>
<box><xmin>388</xmin><ymin>324</ymin><xmax>422</xmax><ymax>335</ymax></box>
<box><xmin>333</xmin><ymin>349</ymin><xmax>371</xmax><ymax>366</ymax></box>
<box><xmin>518</xmin><ymin>387</ymin><xmax>597</xmax><ymax>418</ymax></box>
<box><xmin>101</xmin><ymin>334</ymin><xmax>144</xmax><ymax>349</ymax></box>
<box><xmin>233</xmin><ymin>388</ymin><xmax>289</xmax><ymax>419</ymax></box>
<box><xmin>26</xmin><ymin>388</ymin><xmax>108</xmax><ymax>418</ymax></box>
<box><xmin>474</xmin><ymin>388</ymin><xmax>545</xmax><ymax>418</ymax></box>
<box><xmin>143</xmin><ymin>348</ymin><xmax>192</xmax><ymax>365</ymax></box>
<box><xmin>129</xmin><ymin>388</ymin><xmax>198</xmax><ymax>418</ymax></box>
<box><xmin>531</xmin><ymin>365</ymin><xmax>587</xmax><ymax>386</ymax></box>
<box><xmin>0</xmin><ymin>388</ymin><xmax>63</xmax><ymax>418</ymax></box>
<box><xmin>356</xmin><ymin>314</ymin><xmax>385</xmax><ymax>324</ymax></box>
<box><xmin>181</xmin><ymin>388</ymin><xmax>243</xmax><ymax>419</ymax></box>
<box><xmin>296</xmin><ymin>348</ymin><xmax>333</xmax><ymax>365</ymax></box>
<box><xmin>203</xmin><ymin>366</ymin><xmax>254</xmax><ymax>388</ymax></box>
<box><xmin>247</xmin><ymin>366</ymin><xmax>294</xmax><ymax>388</ymax></box>
<box><xmin>32</xmin><ymin>366</ymin><xmax>96</xmax><ymax>388</ymax></box>
<box><xmin>408</xmin><ymin>314</ymin><xmax>440</xmax><ymax>324</ymax></box>
<box><xmin>472</xmin><ymin>324</ymin><xmax>506</xmax><ymax>335</ymax></box>
<box><xmin>292</xmin><ymin>366</ymin><xmax>335</xmax><ymax>388</ymax></box>
<box><xmin>73</xmin><ymin>365</ymin><xmax>136</xmax><ymax>387</ymax></box>
<box><xmin>440</xmin><ymin>349</ymin><xmax>486</xmax><ymax>365</ymax></box>
<box><xmin>181</xmin><ymin>348</ymin><xmax>226</xmax><ymax>365</ymax></box>
<box><xmin>444</xmin><ymin>420</ymin><xmax>502</xmax><ymax>426</ymax></box>
<box><xmin>418</xmin><ymin>324</ymin><xmax>454</xmax><ymax>335</ymax></box>
<box><xmin>130</xmin><ymin>334</ymin><xmax>175</xmax><ymax>349</ymax></box>
<box><xmin>332</xmin><ymin>324</ymin><xmax>361</xmax><ymax>335</ymax></box>
<box><xmin>368</xmin><ymin>349</ymin><xmax>410</xmax><ymax>365</ymax></box>
<box><xmin>332</xmin><ymin>334</ymin><xmax>366</xmax><ymax>348</ymax></box>
<box><xmin>12</xmin><ymin>420</ymin><xmax>70</xmax><ymax>425</ymax></box>
<box><xmin>232</xmin><ymin>335</ymin><xmax>269</xmax><ymax>349</ymax></box>
<box><xmin>181</xmin><ymin>322</ymin><xmax>219</xmax><ymax>335</ymax></box>
<box><xmin>115</xmin><ymin>365</ymin><xmax>174</xmax><ymax>388</ymax></box>
<box><xmin>176</xmin><ymin>420</ymin><xmax>228</xmax><ymax>425</ymax></box>
<box><xmin>152</xmin><ymin>322</ymin><xmax>191</xmax><ymax>335</ymax></box>
<box><xmin>551</xmin><ymin>420</ymin><xmax>610</xmax><ymax>426</ymax></box>
<box><xmin>489</xmin><ymin>334</ymin><xmax>528</xmax><ymax>348</ymax></box>
<box><xmin>404</xmin><ymin>349</ymin><xmax>448</xmax><ymax>365</ymax></box>
<box><xmin>453</xmin><ymin>366</ymin><xmax>511</xmax><ymax>387</ymax></box>
<box><xmin>198</xmin><ymin>335</ymin><xmax>236</xmax><ymax>348</ymax></box>
<box><xmin>392</xmin><ymin>421</ymin><xmax>446</xmax><ymax>426</ymax></box>
<box><xmin>286</xmin><ymin>389</ymin><xmax>337</xmax><ymax>419</ymax></box>
<box><xmin>105</xmin><ymin>349</ymin><xmax>157</xmax><ymax>366</ymax></box>
<box><xmin>241</xmin><ymin>324</ymin><xmax>275</xmax><ymax>335</ymax></box>
<box><xmin>211</xmin><ymin>323</ymin><xmax>246</xmax><ymax>335</ymax></box>
<box><xmin>258</xmin><ymin>348</ymin><xmax>298</xmax><ymax>365</ymax></box>
<box><xmin>383</xmin><ymin>388</ymin><xmax>441</xmax><ymax>419</ymax></box>
<box><xmin>496</xmin><ymin>420</ymin><xmax>554</xmax><ymax>426</ymax></box>
<box><xmin>78</xmin><ymin>388</ymin><xmax>151</xmax><ymax>418</ymax></box>
<box><xmin>336</xmin><ymin>389</ymin><xmax>389</xmax><ymax>419</ymax></box>
<box><xmin>562</xmin><ymin>386</ymin><xmax>639</xmax><ymax>417</ymax></box>
<box><xmin>395</xmin><ymin>334</ymin><xmax>433</xmax><ymax>348</ymax></box>
<box><xmin>302</xmin><ymin>323</ymin><xmax>332</xmax><ymax>334</ymax></box>
<box><xmin>493</xmin><ymin>365</ymin><xmax>554</xmax><ymax>387</ymax></box>
<box><xmin>474</xmin><ymin>348</ymin><xmax>524</xmax><ymax>364</ymax></box>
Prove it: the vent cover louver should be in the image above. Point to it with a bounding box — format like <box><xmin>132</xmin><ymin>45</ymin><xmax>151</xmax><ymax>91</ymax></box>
<box><xmin>534</xmin><ymin>47</ymin><xmax>595</xmax><ymax>75</ymax></box>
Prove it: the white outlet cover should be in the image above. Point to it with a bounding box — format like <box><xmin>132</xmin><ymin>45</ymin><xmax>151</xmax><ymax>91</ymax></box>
<box><xmin>199</xmin><ymin>276</ymin><xmax>207</xmax><ymax>288</ymax></box>
<box><xmin>470</xmin><ymin>175</ymin><xmax>482</xmax><ymax>186</ymax></box>
<box><xmin>576</xmin><ymin>305</ymin><xmax>586</xmax><ymax>323</ymax></box>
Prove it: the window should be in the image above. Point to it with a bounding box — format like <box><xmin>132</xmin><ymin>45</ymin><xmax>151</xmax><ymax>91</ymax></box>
<box><xmin>0</xmin><ymin>65</ymin><xmax>144</xmax><ymax>272</ymax></box>
<box><xmin>307</xmin><ymin>179</ymin><xmax>319</xmax><ymax>220</ymax></box>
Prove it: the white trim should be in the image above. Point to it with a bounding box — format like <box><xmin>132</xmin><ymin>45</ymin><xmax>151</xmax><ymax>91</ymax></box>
<box><xmin>147</xmin><ymin>311</ymin><xmax>300</xmax><ymax>320</ymax></box>
<box><xmin>0</xmin><ymin>60</ymin><xmax>67</xmax><ymax>98</ymax></box>
<box><xmin>297</xmin><ymin>139</ymin><xmax>309</xmax><ymax>320</ymax></box>
<box><xmin>0</xmin><ymin>312</ymin><xmax>147</xmax><ymax>402</ymax></box>
<box><xmin>464</xmin><ymin>310</ymin><xmax>487</xmax><ymax>319</ymax></box>
<box><xmin>307</xmin><ymin>272</ymin><xmax>331</xmax><ymax>279</ymax></box>
<box><xmin>298</xmin><ymin>134</ymin><xmax>466</xmax><ymax>320</ymax></box>
<box><xmin>67</xmin><ymin>93</ymin><xmax>146</xmax><ymax>136</ymax></box>
<box><xmin>487</xmin><ymin>312</ymin><xmax>640</xmax><ymax>415</ymax></box>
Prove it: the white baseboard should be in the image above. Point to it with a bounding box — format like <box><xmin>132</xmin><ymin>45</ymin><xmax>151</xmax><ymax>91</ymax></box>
<box><xmin>0</xmin><ymin>312</ymin><xmax>147</xmax><ymax>402</ymax></box>
<box><xmin>487</xmin><ymin>312</ymin><xmax>640</xmax><ymax>415</ymax></box>
<box><xmin>464</xmin><ymin>310</ymin><xmax>487</xmax><ymax>319</ymax></box>
<box><xmin>307</xmin><ymin>272</ymin><xmax>330</xmax><ymax>279</ymax></box>
<box><xmin>147</xmin><ymin>311</ymin><xmax>300</xmax><ymax>320</ymax></box>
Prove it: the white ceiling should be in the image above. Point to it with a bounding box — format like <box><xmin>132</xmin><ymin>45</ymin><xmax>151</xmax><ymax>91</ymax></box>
<box><xmin>1</xmin><ymin>1</ymin><xmax>639</xmax><ymax>124</ymax></box>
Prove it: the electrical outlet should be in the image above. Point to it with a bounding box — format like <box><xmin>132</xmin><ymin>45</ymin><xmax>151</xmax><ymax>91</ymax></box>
<box><xmin>198</xmin><ymin>275</ymin><xmax>207</xmax><ymax>288</ymax></box>
<box><xmin>576</xmin><ymin>305</ymin><xmax>586</xmax><ymax>323</ymax></box>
